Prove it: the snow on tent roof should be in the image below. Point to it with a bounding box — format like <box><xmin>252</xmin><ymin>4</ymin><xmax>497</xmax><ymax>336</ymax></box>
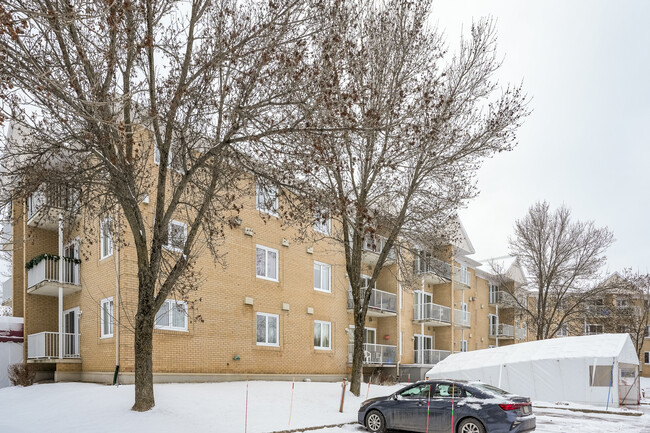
<box><xmin>427</xmin><ymin>334</ymin><xmax>638</xmax><ymax>377</ymax></box>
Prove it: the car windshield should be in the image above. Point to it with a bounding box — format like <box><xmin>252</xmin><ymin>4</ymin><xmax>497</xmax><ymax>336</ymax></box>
<box><xmin>470</xmin><ymin>383</ymin><xmax>511</xmax><ymax>396</ymax></box>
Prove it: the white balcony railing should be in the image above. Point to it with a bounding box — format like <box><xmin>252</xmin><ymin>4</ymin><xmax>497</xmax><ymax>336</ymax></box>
<box><xmin>27</xmin><ymin>255</ymin><xmax>80</xmax><ymax>288</ymax></box>
<box><xmin>454</xmin><ymin>267</ymin><xmax>471</xmax><ymax>286</ymax></box>
<box><xmin>454</xmin><ymin>309</ymin><xmax>470</xmax><ymax>327</ymax></box>
<box><xmin>27</xmin><ymin>332</ymin><xmax>80</xmax><ymax>359</ymax></box>
<box><xmin>413</xmin><ymin>303</ymin><xmax>451</xmax><ymax>323</ymax></box>
<box><xmin>348</xmin><ymin>343</ymin><xmax>397</xmax><ymax>365</ymax></box>
<box><xmin>414</xmin><ymin>256</ymin><xmax>451</xmax><ymax>280</ymax></box>
<box><xmin>27</xmin><ymin>184</ymin><xmax>78</xmax><ymax>221</ymax></box>
<box><xmin>348</xmin><ymin>288</ymin><xmax>397</xmax><ymax>313</ymax></box>
<box><xmin>489</xmin><ymin>323</ymin><xmax>514</xmax><ymax>338</ymax></box>
<box><xmin>414</xmin><ymin>349</ymin><xmax>451</xmax><ymax>365</ymax></box>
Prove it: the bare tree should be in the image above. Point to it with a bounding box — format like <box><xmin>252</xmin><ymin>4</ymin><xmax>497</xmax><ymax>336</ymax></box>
<box><xmin>0</xmin><ymin>0</ymin><xmax>314</xmax><ymax>411</ymax></box>
<box><xmin>276</xmin><ymin>0</ymin><xmax>528</xmax><ymax>396</ymax></box>
<box><xmin>509</xmin><ymin>201</ymin><xmax>615</xmax><ymax>340</ymax></box>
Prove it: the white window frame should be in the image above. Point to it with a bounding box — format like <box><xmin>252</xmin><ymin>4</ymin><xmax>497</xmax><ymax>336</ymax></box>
<box><xmin>556</xmin><ymin>323</ymin><xmax>569</xmax><ymax>337</ymax></box>
<box><xmin>165</xmin><ymin>219</ymin><xmax>187</xmax><ymax>253</ymax></box>
<box><xmin>585</xmin><ymin>323</ymin><xmax>603</xmax><ymax>335</ymax></box>
<box><xmin>100</xmin><ymin>217</ymin><xmax>113</xmax><ymax>259</ymax></box>
<box><xmin>155</xmin><ymin>299</ymin><xmax>188</xmax><ymax>332</ymax></box>
<box><xmin>488</xmin><ymin>314</ymin><xmax>498</xmax><ymax>335</ymax></box>
<box><xmin>313</xmin><ymin>261</ymin><xmax>331</xmax><ymax>293</ymax></box>
<box><xmin>460</xmin><ymin>339</ymin><xmax>468</xmax><ymax>352</ymax></box>
<box><xmin>100</xmin><ymin>297</ymin><xmax>114</xmax><ymax>338</ymax></box>
<box><xmin>256</xmin><ymin>312</ymin><xmax>279</xmax><ymax>347</ymax></box>
<box><xmin>314</xmin><ymin>320</ymin><xmax>332</xmax><ymax>350</ymax></box>
<box><xmin>645</xmin><ymin>326</ymin><xmax>650</xmax><ymax>339</ymax></box>
<box><xmin>256</xmin><ymin>182</ymin><xmax>279</xmax><ymax>216</ymax></box>
<box><xmin>489</xmin><ymin>283</ymin><xmax>499</xmax><ymax>304</ymax></box>
<box><xmin>256</xmin><ymin>245</ymin><xmax>279</xmax><ymax>282</ymax></box>
<box><xmin>313</xmin><ymin>212</ymin><xmax>331</xmax><ymax>235</ymax></box>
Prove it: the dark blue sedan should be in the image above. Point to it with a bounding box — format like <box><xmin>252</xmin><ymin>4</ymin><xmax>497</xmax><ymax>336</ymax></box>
<box><xmin>358</xmin><ymin>380</ymin><xmax>536</xmax><ymax>433</ymax></box>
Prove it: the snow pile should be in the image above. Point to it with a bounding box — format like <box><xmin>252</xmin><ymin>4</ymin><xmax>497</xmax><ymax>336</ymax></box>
<box><xmin>0</xmin><ymin>381</ymin><xmax>403</xmax><ymax>433</ymax></box>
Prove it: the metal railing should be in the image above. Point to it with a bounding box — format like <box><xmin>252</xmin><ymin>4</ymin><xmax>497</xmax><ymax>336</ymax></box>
<box><xmin>27</xmin><ymin>184</ymin><xmax>78</xmax><ymax>220</ymax></box>
<box><xmin>489</xmin><ymin>323</ymin><xmax>514</xmax><ymax>338</ymax></box>
<box><xmin>347</xmin><ymin>288</ymin><xmax>397</xmax><ymax>313</ymax></box>
<box><xmin>27</xmin><ymin>256</ymin><xmax>80</xmax><ymax>288</ymax></box>
<box><xmin>27</xmin><ymin>332</ymin><xmax>80</xmax><ymax>359</ymax></box>
<box><xmin>414</xmin><ymin>349</ymin><xmax>451</xmax><ymax>365</ymax></box>
<box><xmin>489</xmin><ymin>291</ymin><xmax>518</xmax><ymax>306</ymax></box>
<box><xmin>586</xmin><ymin>305</ymin><xmax>611</xmax><ymax>316</ymax></box>
<box><xmin>413</xmin><ymin>302</ymin><xmax>451</xmax><ymax>323</ymax></box>
<box><xmin>454</xmin><ymin>267</ymin><xmax>471</xmax><ymax>286</ymax></box>
<box><xmin>454</xmin><ymin>309</ymin><xmax>470</xmax><ymax>327</ymax></box>
<box><xmin>414</xmin><ymin>257</ymin><xmax>451</xmax><ymax>280</ymax></box>
<box><xmin>348</xmin><ymin>343</ymin><xmax>397</xmax><ymax>365</ymax></box>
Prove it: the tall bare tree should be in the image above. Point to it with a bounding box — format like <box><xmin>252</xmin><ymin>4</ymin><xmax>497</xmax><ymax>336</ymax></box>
<box><xmin>276</xmin><ymin>0</ymin><xmax>528</xmax><ymax>396</ymax></box>
<box><xmin>0</xmin><ymin>0</ymin><xmax>314</xmax><ymax>411</ymax></box>
<box><xmin>509</xmin><ymin>201</ymin><xmax>615</xmax><ymax>340</ymax></box>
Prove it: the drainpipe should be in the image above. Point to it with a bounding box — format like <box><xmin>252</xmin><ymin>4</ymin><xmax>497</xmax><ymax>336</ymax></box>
<box><xmin>58</xmin><ymin>214</ymin><xmax>63</xmax><ymax>360</ymax></box>
<box><xmin>397</xmin><ymin>264</ymin><xmax>401</xmax><ymax>378</ymax></box>
<box><xmin>450</xmin><ymin>254</ymin><xmax>455</xmax><ymax>354</ymax></box>
<box><xmin>113</xmin><ymin>208</ymin><xmax>120</xmax><ymax>385</ymax></box>
<box><xmin>496</xmin><ymin>304</ymin><xmax>499</xmax><ymax>348</ymax></box>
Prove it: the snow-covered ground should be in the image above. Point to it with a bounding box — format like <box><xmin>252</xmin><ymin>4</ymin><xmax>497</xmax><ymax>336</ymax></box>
<box><xmin>0</xmin><ymin>380</ymin><xmax>649</xmax><ymax>433</ymax></box>
<box><xmin>642</xmin><ymin>376</ymin><xmax>649</xmax><ymax>403</ymax></box>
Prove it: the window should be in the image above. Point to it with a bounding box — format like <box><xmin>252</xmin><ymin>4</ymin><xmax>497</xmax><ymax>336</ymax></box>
<box><xmin>314</xmin><ymin>262</ymin><xmax>331</xmax><ymax>293</ymax></box>
<box><xmin>645</xmin><ymin>326</ymin><xmax>650</xmax><ymax>338</ymax></box>
<box><xmin>166</xmin><ymin>220</ymin><xmax>187</xmax><ymax>252</ymax></box>
<box><xmin>100</xmin><ymin>217</ymin><xmax>113</xmax><ymax>259</ymax></box>
<box><xmin>100</xmin><ymin>297</ymin><xmax>114</xmax><ymax>338</ymax></box>
<box><xmin>256</xmin><ymin>245</ymin><xmax>278</xmax><ymax>281</ymax></box>
<box><xmin>584</xmin><ymin>324</ymin><xmax>603</xmax><ymax>335</ymax></box>
<box><xmin>556</xmin><ymin>323</ymin><xmax>568</xmax><ymax>337</ymax></box>
<box><xmin>256</xmin><ymin>182</ymin><xmax>278</xmax><ymax>215</ymax></box>
<box><xmin>589</xmin><ymin>365</ymin><xmax>614</xmax><ymax>386</ymax></box>
<box><xmin>256</xmin><ymin>312</ymin><xmax>279</xmax><ymax>346</ymax></box>
<box><xmin>460</xmin><ymin>340</ymin><xmax>468</xmax><ymax>352</ymax></box>
<box><xmin>489</xmin><ymin>283</ymin><xmax>499</xmax><ymax>304</ymax></box>
<box><xmin>616</xmin><ymin>298</ymin><xmax>628</xmax><ymax>307</ymax></box>
<box><xmin>314</xmin><ymin>212</ymin><xmax>331</xmax><ymax>235</ymax></box>
<box><xmin>314</xmin><ymin>320</ymin><xmax>331</xmax><ymax>349</ymax></box>
<box><xmin>155</xmin><ymin>300</ymin><xmax>188</xmax><ymax>331</ymax></box>
<box><xmin>489</xmin><ymin>314</ymin><xmax>498</xmax><ymax>336</ymax></box>
<box><xmin>645</xmin><ymin>352</ymin><xmax>649</xmax><ymax>364</ymax></box>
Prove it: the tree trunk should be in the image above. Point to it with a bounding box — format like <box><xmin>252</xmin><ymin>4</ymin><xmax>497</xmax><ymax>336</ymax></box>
<box><xmin>132</xmin><ymin>311</ymin><xmax>155</xmax><ymax>411</ymax></box>
<box><xmin>350</xmin><ymin>312</ymin><xmax>366</xmax><ymax>396</ymax></box>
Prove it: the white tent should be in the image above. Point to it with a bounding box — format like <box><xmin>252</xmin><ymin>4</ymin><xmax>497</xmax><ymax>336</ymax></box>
<box><xmin>0</xmin><ymin>316</ymin><xmax>24</xmax><ymax>388</ymax></box>
<box><xmin>425</xmin><ymin>334</ymin><xmax>640</xmax><ymax>407</ymax></box>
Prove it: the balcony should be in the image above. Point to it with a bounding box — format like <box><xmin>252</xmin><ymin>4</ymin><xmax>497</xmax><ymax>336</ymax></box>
<box><xmin>454</xmin><ymin>309</ymin><xmax>470</xmax><ymax>328</ymax></box>
<box><xmin>414</xmin><ymin>256</ymin><xmax>451</xmax><ymax>285</ymax></box>
<box><xmin>26</xmin><ymin>254</ymin><xmax>81</xmax><ymax>296</ymax></box>
<box><xmin>489</xmin><ymin>323</ymin><xmax>514</xmax><ymax>339</ymax></box>
<box><xmin>27</xmin><ymin>184</ymin><xmax>79</xmax><ymax>231</ymax></box>
<box><xmin>361</xmin><ymin>234</ymin><xmax>396</xmax><ymax>266</ymax></box>
<box><xmin>348</xmin><ymin>343</ymin><xmax>397</xmax><ymax>365</ymax></box>
<box><xmin>414</xmin><ymin>349</ymin><xmax>451</xmax><ymax>365</ymax></box>
<box><xmin>489</xmin><ymin>291</ymin><xmax>518</xmax><ymax>308</ymax></box>
<box><xmin>413</xmin><ymin>303</ymin><xmax>451</xmax><ymax>327</ymax></box>
<box><xmin>27</xmin><ymin>332</ymin><xmax>80</xmax><ymax>360</ymax></box>
<box><xmin>453</xmin><ymin>266</ymin><xmax>471</xmax><ymax>289</ymax></box>
<box><xmin>347</xmin><ymin>288</ymin><xmax>397</xmax><ymax>317</ymax></box>
<box><xmin>586</xmin><ymin>305</ymin><xmax>611</xmax><ymax>316</ymax></box>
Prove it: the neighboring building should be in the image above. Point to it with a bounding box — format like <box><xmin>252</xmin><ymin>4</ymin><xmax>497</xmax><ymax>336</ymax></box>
<box><xmin>1</xmin><ymin>277</ymin><xmax>11</xmax><ymax>306</ymax></box>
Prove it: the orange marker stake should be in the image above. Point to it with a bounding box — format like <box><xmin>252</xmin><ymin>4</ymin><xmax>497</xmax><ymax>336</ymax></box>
<box><xmin>451</xmin><ymin>382</ymin><xmax>455</xmax><ymax>433</ymax></box>
<box><xmin>426</xmin><ymin>384</ymin><xmax>431</xmax><ymax>433</ymax></box>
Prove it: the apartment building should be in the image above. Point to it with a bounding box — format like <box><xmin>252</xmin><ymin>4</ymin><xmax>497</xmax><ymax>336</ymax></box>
<box><xmin>9</xmin><ymin>154</ymin><xmax>532</xmax><ymax>383</ymax></box>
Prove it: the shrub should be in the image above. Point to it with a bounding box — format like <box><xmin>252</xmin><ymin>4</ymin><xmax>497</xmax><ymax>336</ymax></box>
<box><xmin>8</xmin><ymin>363</ymin><xmax>35</xmax><ymax>387</ymax></box>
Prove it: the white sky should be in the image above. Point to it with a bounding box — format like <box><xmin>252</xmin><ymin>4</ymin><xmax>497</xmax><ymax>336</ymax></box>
<box><xmin>433</xmin><ymin>0</ymin><xmax>650</xmax><ymax>273</ymax></box>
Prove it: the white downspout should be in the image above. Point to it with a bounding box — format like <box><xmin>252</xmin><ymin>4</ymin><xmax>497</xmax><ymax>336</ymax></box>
<box><xmin>496</xmin><ymin>304</ymin><xmax>499</xmax><ymax>348</ymax></box>
<box><xmin>58</xmin><ymin>214</ymin><xmax>63</xmax><ymax>360</ymax></box>
<box><xmin>114</xmin><ymin>209</ymin><xmax>120</xmax><ymax>383</ymax></box>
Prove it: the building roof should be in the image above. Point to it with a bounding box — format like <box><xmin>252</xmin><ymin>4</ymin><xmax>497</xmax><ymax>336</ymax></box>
<box><xmin>427</xmin><ymin>334</ymin><xmax>639</xmax><ymax>377</ymax></box>
<box><xmin>477</xmin><ymin>256</ymin><xmax>527</xmax><ymax>284</ymax></box>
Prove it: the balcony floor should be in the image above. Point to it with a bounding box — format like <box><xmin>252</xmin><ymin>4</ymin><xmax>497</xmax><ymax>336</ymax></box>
<box><xmin>27</xmin><ymin>358</ymin><xmax>82</xmax><ymax>364</ymax></box>
<box><xmin>27</xmin><ymin>281</ymin><xmax>82</xmax><ymax>297</ymax></box>
<box><xmin>413</xmin><ymin>319</ymin><xmax>451</xmax><ymax>327</ymax></box>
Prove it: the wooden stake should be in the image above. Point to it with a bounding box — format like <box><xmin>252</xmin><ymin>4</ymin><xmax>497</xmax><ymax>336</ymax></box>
<box><xmin>366</xmin><ymin>381</ymin><xmax>371</xmax><ymax>400</ymax></box>
<box><xmin>339</xmin><ymin>378</ymin><xmax>347</xmax><ymax>413</ymax></box>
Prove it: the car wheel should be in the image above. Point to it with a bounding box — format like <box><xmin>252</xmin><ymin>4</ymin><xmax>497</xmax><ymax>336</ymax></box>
<box><xmin>365</xmin><ymin>410</ymin><xmax>386</xmax><ymax>433</ymax></box>
<box><xmin>458</xmin><ymin>418</ymin><xmax>485</xmax><ymax>433</ymax></box>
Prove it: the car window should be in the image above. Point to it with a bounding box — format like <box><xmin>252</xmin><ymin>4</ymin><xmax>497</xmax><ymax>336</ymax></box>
<box><xmin>471</xmin><ymin>383</ymin><xmax>510</xmax><ymax>396</ymax></box>
<box><xmin>435</xmin><ymin>383</ymin><xmax>463</xmax><ymax>398</ymax></box>
<box><xmin>399</xmin><ymin>384</ymin><xmax>432</xmax><ymax>399</ymax></box>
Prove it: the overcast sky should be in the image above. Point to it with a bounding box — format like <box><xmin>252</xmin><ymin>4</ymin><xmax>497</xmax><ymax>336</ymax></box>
<box><xmin>432</xmin><ymin>0</ymin><xmax>650</xmax><ymax>273</ymax></box>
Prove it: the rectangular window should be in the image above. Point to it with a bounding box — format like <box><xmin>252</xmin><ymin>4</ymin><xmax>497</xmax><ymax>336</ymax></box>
<box><xmin>166</xmin><ymin>220</ymin><xmax>187</xmax><ymax>252</ymax></box>
<box><xmin>557</xmin><ymin>323</ymin><xmax>568</xmax><ymax>337</ymax></box>
<box><xmin>256</xmin><ymin>245</ymin><xmax>279</xmax><ymax>281</ymax></box>
<box><xmin>616</xmin><ymin>298</ymin><xmax>628</xmax><ymax>307</ymax></box>
<box><xmin>645</xmin><ymin>326</ymin><xmax>650</xmax><ymax>338</ymax></box>
<box><xmin>460</xmin><ymin>340</ymin><xmax>468</xmax><ymax>352</ymax></box>
<box><xmin>256</xmin><ymin>313</ymin><xmax>279</xmax><ymax>346</ymax></box>
<box><xmin>314</xmin><ymin>212</ymin><xmax>331</xmax><ymax>235</ymax></box>
<box><xmin>100</xmin><ymin>297</ymin><xmax>114</xmax><ymax>338</ymax></box>
<box><xmin>314</xmin><ymin>320</ymin><xmax>331</xmax><ymax>350</ymax></box>
<box><xmin>488</xmin><ymin>314</ymin><xmax>498</xmax><ymax>335</ymax></box>
<box><xmin>256</xmin><ymin>182</ymin><xmax>278</xmax><ymax>216</ymax></box>
<box><xmin>489</xmin><ymin>283</ymin><xmax>499</xmax><ymax>304</ymax></box>
<box><xmin>313</xmin><ymin>262</ymin><xmax>331</xmax><ymax>293</ymax></box>
<box><xmin>589</xmin><ymin>365</ymin><xmax>614</xmax><ymax>386</ymax></box>
<box><xmin>155</xmin><ymin>299</ymin><xmax>188</xmax><ymax>331</ymax></box>
<box><xmin>100</xmin><ymin>217</ymin><xmax>113</xmax><ymax>259</ymax></box>
<box><xmin>645</xmin><ymin>352</ymin><xmax>650</xmax><ymax>364</ymax></box>
<box><xmin>585</xmin><ymin>324</ymin><xmax>603</xmax><ymax>335</ymax></box>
